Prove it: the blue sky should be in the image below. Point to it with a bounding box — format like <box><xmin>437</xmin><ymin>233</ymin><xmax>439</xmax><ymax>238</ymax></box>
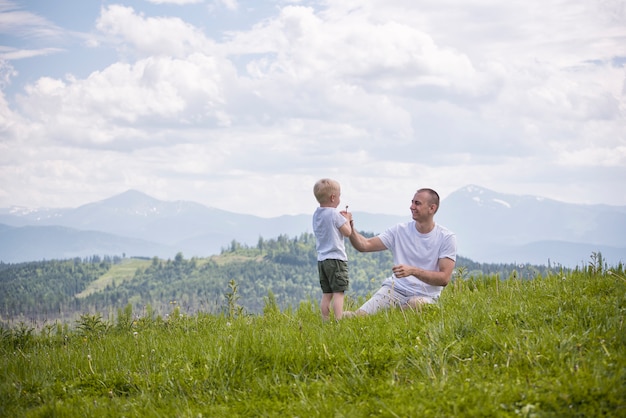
<box><xmin>1</xmin><ymin>0</ymin><xmax>625</xmax><ymax>217</ymax></box>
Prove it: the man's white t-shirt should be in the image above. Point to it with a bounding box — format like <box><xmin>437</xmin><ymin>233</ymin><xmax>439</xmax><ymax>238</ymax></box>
<box><xmin>313</xmin><ymin>207</ymin><xmax>348</xmax><ymax>261</ymax></box>
<box><xmin>378</xmin><ymin>221</ymin><xmax>457</xmax><ymax>298</ymax></box>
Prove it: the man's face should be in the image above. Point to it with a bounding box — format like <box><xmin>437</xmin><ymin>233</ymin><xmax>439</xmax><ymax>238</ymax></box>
<box><xmin>410</xmin><ymin>191</ymin><xmax>432</xmax><ymax>220</ymax></box>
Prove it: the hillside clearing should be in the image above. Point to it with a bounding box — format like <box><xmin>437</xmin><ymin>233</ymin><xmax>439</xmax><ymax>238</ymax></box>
<box><xmin>75</xmin><ymin>258</ymin><xmax>151</xmax><ymax>298</ymax></box>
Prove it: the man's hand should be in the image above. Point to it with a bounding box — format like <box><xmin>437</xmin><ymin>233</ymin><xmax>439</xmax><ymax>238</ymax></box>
<box><xmin>392</xmin><ymin>259</ymin><xmax>455</xmax><ymax>287</ymax></box>
<box><xmin>392</xmin><ymin>264</ymin><xmax>413</xmax><ymax>278</ymax></box>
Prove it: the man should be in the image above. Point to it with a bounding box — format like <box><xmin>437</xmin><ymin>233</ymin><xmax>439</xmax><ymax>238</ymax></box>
<box><xmin>344</xmin><ymin>188</ymin><xmax>456</xmax><ymax>316</ymax></box>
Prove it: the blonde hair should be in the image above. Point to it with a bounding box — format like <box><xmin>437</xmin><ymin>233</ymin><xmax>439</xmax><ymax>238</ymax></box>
<box><xmin>313</xmin><ymin>178</ymin><xmax>339</xmax><ymax>204</ymax></box>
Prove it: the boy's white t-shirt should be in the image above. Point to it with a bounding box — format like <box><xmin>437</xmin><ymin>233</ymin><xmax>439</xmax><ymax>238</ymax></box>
<box><xmin>378</xmin><ymin>221</ymin><xmax>457</xmax><ymax>298</ymax></box>
<box><xmin>313</xmin><ymin>207</ymin><xmax>348</xmax><ymax>261</ymax></box>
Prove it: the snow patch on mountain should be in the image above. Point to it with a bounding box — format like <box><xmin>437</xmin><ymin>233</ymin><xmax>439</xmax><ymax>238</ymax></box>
<box><xmin>493</xmin><ymin>198</ymin><xmax>511</xmax><ymax>208</ymax></box>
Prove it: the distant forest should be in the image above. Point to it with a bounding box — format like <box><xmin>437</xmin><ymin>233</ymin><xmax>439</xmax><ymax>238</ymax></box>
<box><xmin>1</xmin><ymin>233</ymin><xmax>560</xmax><ymax>325</ymax></box>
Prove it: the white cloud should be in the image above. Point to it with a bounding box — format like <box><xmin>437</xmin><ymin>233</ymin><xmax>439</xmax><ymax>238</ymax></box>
<box><xmin>146</xmin><ymin>0</ymin><xmax>205</xmax><ymax>4</ymax></box>
<box><xmin>217</xmin><ymin>0</ymin><xmax>239</xmax><ymax>11</ymax></box>
<box><xmin>0</xmin><ymin>1</ymin><xmax>63</xmax><ymax>39</ymax></box>
<box><xmin>14</xmin><ymin>52</ymin><xmax>237</xmax><ymax>148</ymax></box>
<box><xmin>0</xmin><ymin>46</ymin><xmax>62</xmax><ymax>61</ymax></box>
<box><xmin>0</xmin><ymin>0</ymin><xmax>625</xmax><ymax>215</ymax></box>
<box><xmin>227</xmin><ymin>5</ymin><xmax>489</xmax><ymax>98</ymax></box>
<box><xmin>95</xmin><ymin>5</ymin><xmax>216</xmax><ymax>58</ymax></box>
<box><xmin>557</xmin><ymin>145</ymin><xmax>626</xmax><ymax>167</ymax></box>
<box><xmin>0</xmin><ymin>59</ymin><xmax>16</xmax><ymax>87</ymax></box>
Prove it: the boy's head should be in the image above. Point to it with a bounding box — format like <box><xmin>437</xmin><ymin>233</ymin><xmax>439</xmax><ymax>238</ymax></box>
<box><xmin>313</xmin><ymin>178</ymin><xmax>340</xmax><ymax>206</ymax></box>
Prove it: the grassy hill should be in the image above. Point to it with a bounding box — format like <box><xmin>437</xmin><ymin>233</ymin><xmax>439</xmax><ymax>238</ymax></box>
<box><xmin>1</xmin><ymin>265</ymin><xmax>624</xmax><ymax>416</ymax></box>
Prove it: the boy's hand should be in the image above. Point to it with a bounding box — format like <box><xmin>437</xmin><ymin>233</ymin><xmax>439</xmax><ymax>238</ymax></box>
<box><xmin>340</xmin><ymin>208</ymin><xmax>352</xmax><ymax>222</ymax></box>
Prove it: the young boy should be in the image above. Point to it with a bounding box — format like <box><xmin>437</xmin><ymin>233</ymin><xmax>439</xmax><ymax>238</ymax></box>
<box><xmin>312</xmin><ymin>178</ymin><xmax>352</xmax><ymax>321</ymax></box>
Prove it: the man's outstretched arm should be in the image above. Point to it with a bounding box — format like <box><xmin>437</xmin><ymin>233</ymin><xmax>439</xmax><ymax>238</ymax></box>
<box><xmin>348</xmin><ymin>224</ymin><xmax>387</xmax><ymax>253</ymax></box>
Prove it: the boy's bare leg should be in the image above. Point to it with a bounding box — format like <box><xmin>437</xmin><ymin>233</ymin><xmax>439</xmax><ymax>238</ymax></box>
<box><xmin>320</xmin><ymin>293</ymin><xmax>333</xmax><ymax>321</ymax></box>
<box><xmin>332</xmin><ymin>292</ymin><xmax>345</xmax><ymax>320</ymax></box>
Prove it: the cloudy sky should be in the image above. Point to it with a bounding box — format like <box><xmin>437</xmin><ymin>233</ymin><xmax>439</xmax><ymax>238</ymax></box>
<box><xmin>1</xmin><ymin>0</ymin><xmax>625</xmax><ymax>217</ymax></box>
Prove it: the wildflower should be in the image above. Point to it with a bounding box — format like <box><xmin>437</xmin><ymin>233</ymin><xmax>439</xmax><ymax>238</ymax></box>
<box><xmin>87</xmin><ymin>354</ymin><xmax>95</xmax><ymax>374</ymax></box>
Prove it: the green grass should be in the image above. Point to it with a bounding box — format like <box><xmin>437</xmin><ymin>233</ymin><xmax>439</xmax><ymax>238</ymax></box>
<box><xmin>2</xmin><ymin>268</ymin><xmax>625</xmax><ymax>417</ymax></box>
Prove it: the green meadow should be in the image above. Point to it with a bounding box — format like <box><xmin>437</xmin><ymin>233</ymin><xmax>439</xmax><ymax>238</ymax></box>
<box><xmin>2</xmin><ymin>265</ymin><xmax>625</xmax><ymax>417</ymax></box>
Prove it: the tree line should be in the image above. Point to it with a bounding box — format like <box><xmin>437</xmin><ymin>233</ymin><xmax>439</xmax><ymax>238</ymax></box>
<box><xmin>0</xmin><ymin>233</ymin><xmax>554</xmax><ymax>325</ymax></box>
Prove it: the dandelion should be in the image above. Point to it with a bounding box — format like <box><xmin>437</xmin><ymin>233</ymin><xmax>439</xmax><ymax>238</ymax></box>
<box><xmin>607</xmin><ymin>271</ymin><xmax>626</xmax><ymax>282</ymax></box>
<box><xmin>87</xmin><ymin>353</ymin><xmax>95</xmax><ymax>374</ymax></box>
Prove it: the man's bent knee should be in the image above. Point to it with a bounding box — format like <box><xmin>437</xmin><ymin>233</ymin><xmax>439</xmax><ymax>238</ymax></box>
<box><xmin>406</xmin><ymin>296</ymin><xmax>432</xmax><ymax>310</ymax></box>
<box><xmin>343</xmin><ymin>309</ymin><xmax>368</xmax><ymax>318</ymax></box>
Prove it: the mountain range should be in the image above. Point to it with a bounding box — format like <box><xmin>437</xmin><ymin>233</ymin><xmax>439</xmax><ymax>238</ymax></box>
<box><xmin>1</xmin><ymin>185</ymin><xmax>624</xmax><ymax>267</ymax></box>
